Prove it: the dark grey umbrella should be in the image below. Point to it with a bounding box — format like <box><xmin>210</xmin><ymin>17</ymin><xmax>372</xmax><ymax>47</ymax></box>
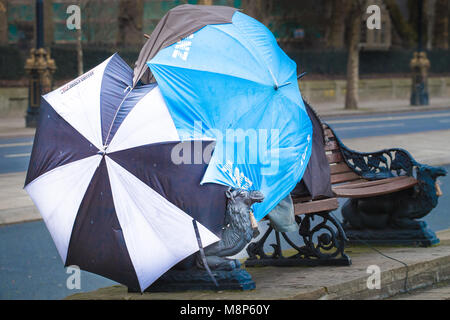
<box><xmin>132</xmin><ymin>4</ymin><xmax>237</xmax><ymax>87</ymax></box>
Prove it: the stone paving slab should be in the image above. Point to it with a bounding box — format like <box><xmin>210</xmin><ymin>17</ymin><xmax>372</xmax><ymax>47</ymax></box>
<box><xmin>0</xmin><ymin>117</ymin><xmax>35</xmax><ymax>139</ymax></box>
<box><xmin>0</xmin><ymin>171</ymin><xmax>40</xmax><ymax>225</ymax></box>
<box><xmin>389</xmin><ymin>280</ymin><xmax>450</xmax><ymax>300</ymax></box>
<box><xmin>315</xmin><ymin>98</ymin><xmax>450</xmax><ymax>118</ymax></box>
<box><xmin>65</xmin><ymin>230</ymin><xmax>450</xmax><ymax>300</ymax></box>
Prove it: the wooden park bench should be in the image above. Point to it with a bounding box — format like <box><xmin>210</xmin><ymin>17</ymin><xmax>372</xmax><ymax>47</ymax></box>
<box><xmin>245</xmin><ymin>121</ymin><xmax>435</xmax><ymax>267</ymax></box>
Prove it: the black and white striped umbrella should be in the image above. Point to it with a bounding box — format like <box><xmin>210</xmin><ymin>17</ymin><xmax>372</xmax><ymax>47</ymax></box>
<box><xmin>24</xmin><ymin>54</ymin><xmax>227</xmax><ymax>292</ymax></box>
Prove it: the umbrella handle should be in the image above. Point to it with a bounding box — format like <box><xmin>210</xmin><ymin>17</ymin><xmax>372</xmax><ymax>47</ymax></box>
<box><xmin>192</xmin><ymin>219</ymin><xmax>219</xmax><ymax>288</ymax></box>
<box><xmin>297</xmin><ymin>72</ymin><xmax>308</xmax><ymax>79</ymax></box>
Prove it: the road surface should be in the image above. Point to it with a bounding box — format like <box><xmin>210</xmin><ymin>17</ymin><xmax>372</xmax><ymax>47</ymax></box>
<box><xmin>324</xmin><ymin>109</ymin><xmax>450</xmax><ymax>139</ymax></box>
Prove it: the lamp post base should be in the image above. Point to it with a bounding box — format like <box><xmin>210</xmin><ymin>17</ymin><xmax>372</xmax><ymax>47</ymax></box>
<box><xmin>24</xmin><ymin>47</ymin><xmax>56</xmax><ymax>128</ymax></box>
<box><xmin>25</xmin><ymin>112</ymin><xmax>40</xmax><ymax>128</ymax></box>
<box><xmin>410</xmin><ymin>90</ymin><xmax>429</xmax><ymax>106</ymax></box>
<box><xmin>410</xmin><ymin>51</ymin><xmax>430</xmax><ymax>106</ymax></box>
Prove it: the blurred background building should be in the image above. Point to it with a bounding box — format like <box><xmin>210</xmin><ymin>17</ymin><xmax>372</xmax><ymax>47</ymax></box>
<box><xmin>0</xmin><ymin>0</ymin><xmax>449</xmax><ymax>108</ymax></box>
<box><xmin>2</xmin><ymin>0</ymin><xmax>448</xmax><ymax>49</ymax></box>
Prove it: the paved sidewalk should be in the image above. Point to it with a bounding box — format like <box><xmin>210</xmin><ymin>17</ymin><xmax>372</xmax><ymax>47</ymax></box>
<box><xmin>0</xmin><ymin>117</ymin><xmax>35</xmax><ymax>139</ymax></box>
<box><xmin>315</xmin><ymin>97</ymin><xmax>450</xmax><ymax>118</ymax></box>
<box><xmin>1</xmin><ymin>96</ymin><xmax>449</xmax><ymax>136</ymax></box>
<box><xmin>66</xmin><ymin>230</ymin><xmax>450</xmax><ymax>300</ymax></box>
<box><xmin>389</xmin><ymin>281</ymin><xmax>450</xmax><ymax>300</ymax></box>
<box><xmin>0</xmin><ymin>172</ymin><xmax>40</xmax><ymax>225</ymax></box>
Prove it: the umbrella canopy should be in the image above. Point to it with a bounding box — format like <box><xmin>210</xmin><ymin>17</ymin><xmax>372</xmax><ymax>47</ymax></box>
<box><xmin>24</xmin><ymin>54</ymin><xmax>226</xmax><ymax>292</ymax></box>
<box><xmin>147</xmin><ymin>8</ymin><xmax>313</xmax><ymax>220</ymax></box>
<box><xmin>133</xmin><ymin>4</ymin><xmax>238</xmax><ymax>86</ymax></box>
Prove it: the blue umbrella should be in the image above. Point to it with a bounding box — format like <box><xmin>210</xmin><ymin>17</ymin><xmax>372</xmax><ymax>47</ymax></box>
<box><xmin>148</xmin><ymin>11</ymin><xmax>313</xmax><ymax>220</ymax></box>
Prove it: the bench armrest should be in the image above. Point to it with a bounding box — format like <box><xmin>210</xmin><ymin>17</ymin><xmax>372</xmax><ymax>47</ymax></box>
<box><xmin>337</xmin><ymin>137</ymin><xmax>448</xmax><ymax>201</ymax></box>
<box><xmin>323</xmin><ymin>123</ymin><xmax>447</xmax><ymax>206</ymax></box>
<box><xmin>340</xmin><ymin>144</ymin><xmax>418</xmax><ymax>179</ymax></box>
<box><xmin>326</xmin><ymin>124</ymin><xmax>418</xmax><ymax>179</ymax></box>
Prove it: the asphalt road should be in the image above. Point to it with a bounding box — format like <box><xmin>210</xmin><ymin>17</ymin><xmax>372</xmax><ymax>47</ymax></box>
<box><xmin>0</xmin><ymin>220</ymin><xmax>117</xmax><ymax>300</ymax></box>
<box><xmin>324</xmin><ymin>109</ymin><xmax>450</xmax><ymax>139</ymax></box>
<box><xmin>1</xmin><ymin>109</ymin><xmax>450</xmax><ymax>174</ymax></box>
<box><xmin>0</xmin><ymin>136</ymin><xmax>33</xmax><ymax>175</ymax></box>
<box><xmin>1</xmin><ymin>109</ymin><xmax>450</xmax><ymax>299</ymax></box>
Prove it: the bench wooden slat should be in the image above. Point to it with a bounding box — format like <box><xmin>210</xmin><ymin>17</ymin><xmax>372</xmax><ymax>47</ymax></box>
<box><xmin>324</xmin><ymin>140</ymin><xmax>339</xmax><ymax>151</ymax></box>
<box><xmin>294</xmin><ymin>198</ymin><xmax>340</xmax><ymax>215</ymax></box>
<box><xmin>324</xmin><ymin>129</ymin><xmax>335</xmax><ymax>139</ymax></box>
<box><xmin>290</xmin><ymin>122</ymin><xmax>418</xmax><ymax>218</ymax></box>
<box><xmin>330</xmin><ymin>171</ymin><xmax>362</xmax><ymax>184</ymax></box>
<box><xmin>329</xmin><ymin>162</ymin><xmax>353</xmax><ymax>175</ymax></box>
<box><xmin>326</xmin><ymin>151</ymin><xmax>343</xmax><ymax>164</ymax></box>
<box><xmin>333</xmin><ymin>176</ymin><xmax>413</xmax><ymax>189</ymax></box>
<box><xmin>332</xmin><ymin>176</ymin><xmax>418</xmax><ymax>198</ymax></box>
<box><xmin>333</xmin><ymin>177</ymin><xmax>370</xmax><ymax>187</ymax></box>
<box><xmin>291</xmin><ymin>195</ymin><xmax>312</xmax><ymax>203</ymax></box>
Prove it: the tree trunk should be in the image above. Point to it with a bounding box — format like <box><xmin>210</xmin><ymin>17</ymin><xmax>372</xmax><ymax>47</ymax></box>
<box><xmin>345</xmin><ymin>1</ymin><xmax>362</xmax><ymax>110</ymax></box>
<box><xmin>408</xmin><ymin>0</ymin><xmax>429</xmax><ymax>49</ymax></box>
<box><xmin>426</xmin><ymin>0</ymin><xmax>434</xmax><ymax>50</ymax></box>
<box><xmin>326</xmin><ymin>0</ymin><xmax>350</xmax><ymax>49</ymax></box>
<box><xmin>383</xmin><ymin>0</ymin><xmax>416</xmax><ymax>47</ymax></box>
<box><xmin>241</xmin><ymin>0</ymin><xmax>274</xmax><ymax>26</ymax></box>
<box><xmin>75</xmin><ymin>0</ymin><xmax>86</xmax><ymax>76</ymax></box>
<box><xmin>76</xmin><ymin>27</ymin><xmax>83</xmax><ymax>76</ymax></box>
<box><xmin>43</xmin><ymin>0</ymin><xmax>54</xmax><ymax>47</ymax></box>
<box><xmin>0</xmin><ymin>0</ymin><xmax>7</xmax><ymax>45</ymax></box>
<box><xmin>433</xmin><ymin>0</ymin><xmax>449</xmax><ymax>49</ymax></box>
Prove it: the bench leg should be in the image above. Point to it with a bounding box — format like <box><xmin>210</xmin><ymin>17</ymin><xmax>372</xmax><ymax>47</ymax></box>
<box><xmin>245</xmin><ymin>212</ymin><xmax>352</xmax><ymax>267</ymax></box>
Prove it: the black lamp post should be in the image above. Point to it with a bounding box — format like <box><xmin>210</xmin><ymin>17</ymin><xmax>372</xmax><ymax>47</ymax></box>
<box><xmin>36</xmin><ymin>0</ymin><xmax>43</xmax><ymax>48</ymax></box>
<box><xmin>25</xmin><ymin>0</ymin><xmax>56</xmax><ymax>128</ymax></box>
<box><xmin>410</xmin><ymin>0</ymin><xmax>430</xmax><ymax>106</ymax></box>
